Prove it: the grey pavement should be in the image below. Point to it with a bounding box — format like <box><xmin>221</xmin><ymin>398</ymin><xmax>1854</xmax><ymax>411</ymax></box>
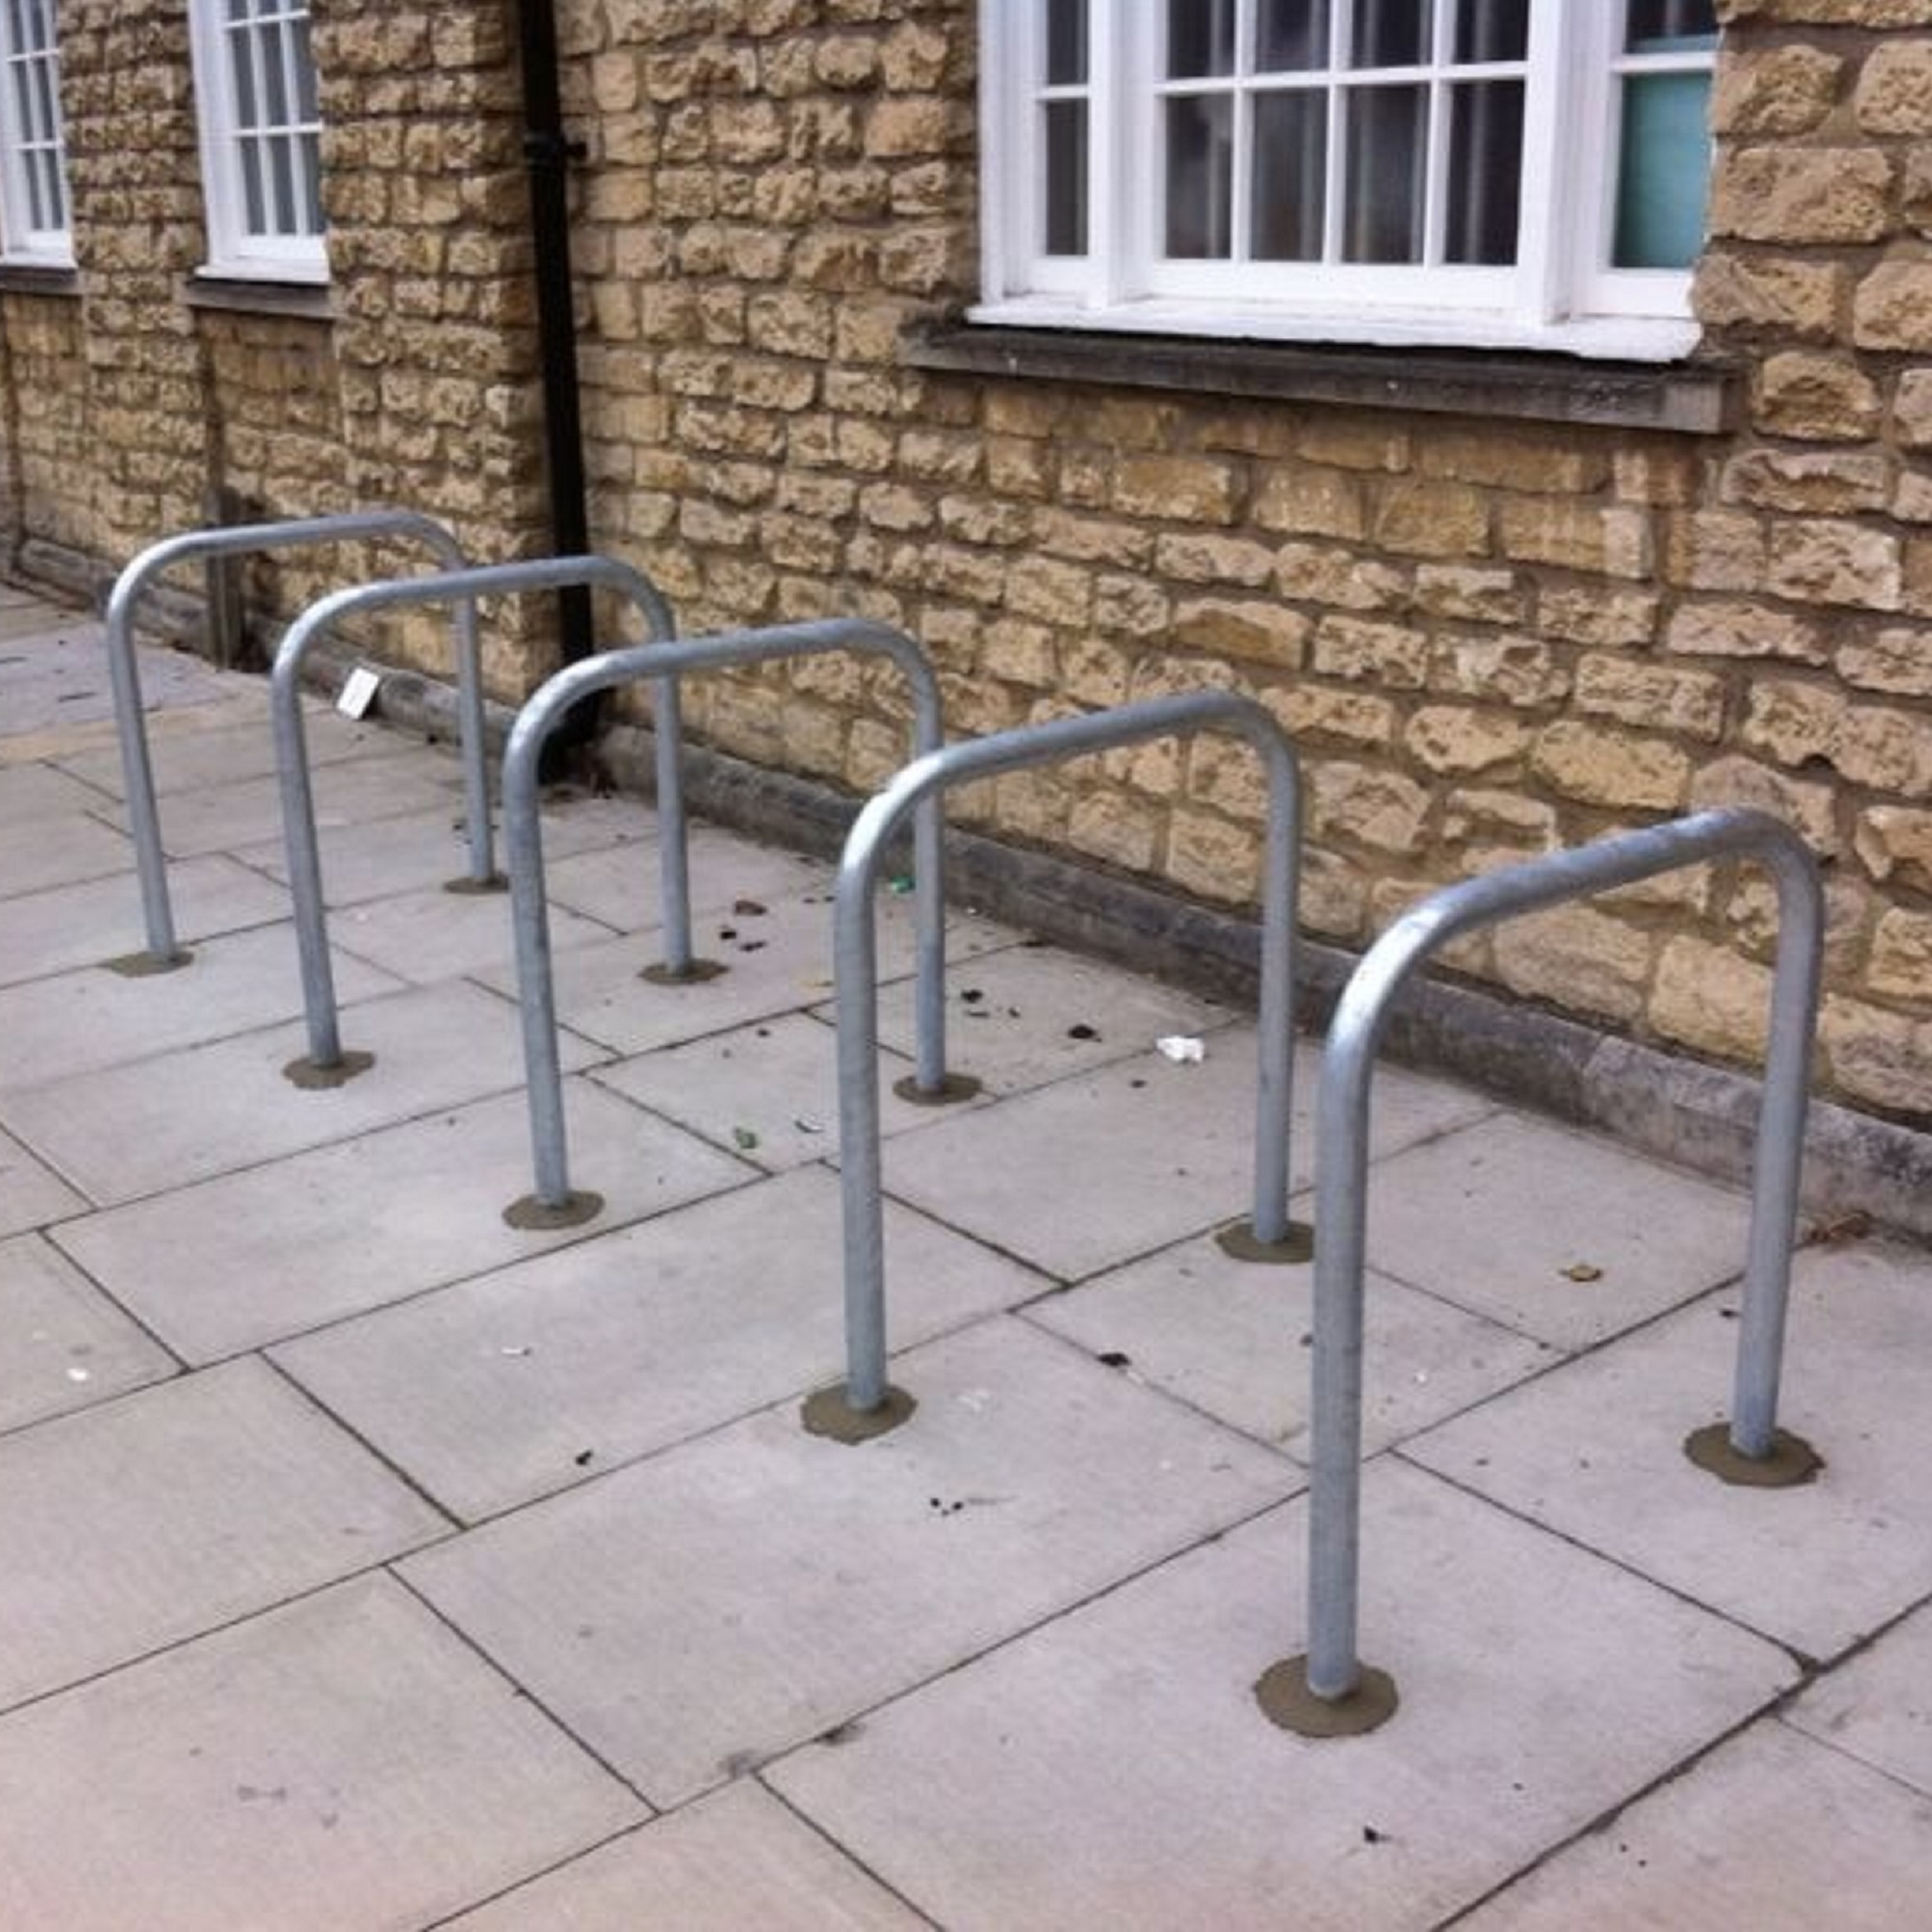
<box><xmin>0</xmin><ymin>592</ymin><xmax>1928</xmax><ymax>1927</ymax></box>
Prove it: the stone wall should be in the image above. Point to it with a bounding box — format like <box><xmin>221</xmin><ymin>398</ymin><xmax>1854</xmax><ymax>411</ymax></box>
<box><xmin>0</xmin><ymin>0</ymin><xmax>551</xmax><ymax>695</ymax></box>
<box><xmin>552</xmin><ymin>0</ymin><xmax>1931</xmax><ymax>1125</ymax></box>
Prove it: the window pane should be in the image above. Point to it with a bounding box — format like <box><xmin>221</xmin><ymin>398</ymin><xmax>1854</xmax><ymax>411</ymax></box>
<box><xmin>1443</xmin><ymin>79</ymin><xmax>1521</xmax><ymax>263</ymax></box>
<box><xmin>1043</xmin><ymin>99</ymin><xmax>1088</xmax><ymax>254</ymax></box>
<box><xmin>263</xmin><ymin>22</ymin><xmax>290</xmax><ymax>125</ymax></box>
<box><xmin>296</xmin><ymin>28</ymin><xmax>318</xmax><ymax>122</ymax></box>
<box><xmin>1454</xmin><ymin>0</ymin><xmax>1528</xmax><ymax>63</ymax></box>
<box><xmin>1165</xmin><ymin>93</ymin><xmax>1234</xmax><ymax>256</ymax></box>
<box><xmin>269</xmin><ymin>132</ymin><xmax>297</xmax><ymax>231</ymax></box>
<box><xmin>1045</xmin><ymin>0</ymin><xmax>1086</xmax><ymax>85</ymax></box>
<box><xmin>1251</xmin><ymin>91</ymin><xmax>1326</xmax><ymax>260</ymax></box>
<box><xmin>1350</xmin><ymin>0</ymin><xmax>1432</xmax><ymax>68</ymax></box>
<box><xmin>43</xmin><ymin>147</ymin><xmax>63</xmax><ymax>227</ymax></box>
<box><xmin>1343</xmin><ymin>84</ymin><xmax>1427</xmax><ymax>261</ymax></box>
<box><xmin>239</xmin><ymin>135</ymin><xmax>266</xmax><ymax>232</ymax></box>
<box><xmin>1614</xmin><ymin>70</ymin><xmax>1712</xmax><ymax>266</ymax></box>
<box><xmin>32</xmin><ymin>51</ymin><xmax>54</xmax><ymax>141</ymax></box>
<box><xmin>1256</xmin><ymin>0</ymin><xmax>1327</xmax><ymax>71</ymax></box>
<box><xmin>24</xmin><ymin>0</ymin><xmax>47</xmax><ymax>54</ymax></box>
<box><xmin>300</xmin><ymin>130</ymin><xmax>323</xmax><ymax>233</ymax></box>
<box><xmin>1626</xmin><ymin>0</ymin><xmax>1718</xmax><ymax>51</ymax></box>
<box><xmin>230</xmin><ymin>28</ymin><xmax>258</xmax><ymax>126</ymax></box>
<box><xmin>1169</xmin><ymin>0</ymin><xmax>1236</xmax><ymax>79</ymax></box>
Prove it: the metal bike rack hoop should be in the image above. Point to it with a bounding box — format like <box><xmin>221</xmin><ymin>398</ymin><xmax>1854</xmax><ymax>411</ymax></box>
<box><xmin>804</xmin><ymin>688</ymin><xmax>1308</xmax><ymax>1447</ymax></box>
<box><xmin>499</xmin><ymin>615</ymin><xmax>966</xmax><ymax>1230</ymax></box>
<box><xmin>1260</xmin><ymin>806</ymin><xmax>1825</xmax><ymax>1742</ymax></box>
<box><xmin>270</xmin><ymin>554</ymin><xmax>676</xmax><ymax>1085</ymax></box>
<box><xmin>103</xmin><ymin>509</ymin><xmax>482</xmax><ymax>973</ymax></box>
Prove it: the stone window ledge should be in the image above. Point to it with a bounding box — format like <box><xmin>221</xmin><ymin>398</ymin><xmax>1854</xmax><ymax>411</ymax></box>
<box><xmin>184</xmin><ymin>275</ymin><xmax>335</xmax><ymax>323</ymax></box>
<box><xmin>0</xmin><ymin>264</ymin><xmax>79</xmax><ymax>298</ymax></box>
<box><xmin>902</xmin><ymin>324</ymin><xmax>1738</xmax><ymax>437</ymax></box>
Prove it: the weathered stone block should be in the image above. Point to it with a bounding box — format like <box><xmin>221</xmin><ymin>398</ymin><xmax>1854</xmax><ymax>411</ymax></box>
<box><xmin>1752</xmin><ymin>352</ymin><xmax>1882</xmax><ymax>441</ymax></box>
<box><xmin>1663</xmin><ymin>510</ymin><xmax>1765</xmax><ymax>591</ymax></box>
<box><xmin>1165</xmin><ymin>810</ymin><xmax>1261</xmax><ymax>904</ymax></box>
<box><xmin>1151</xmin><ymin>531</ymin><xmax>1277</xmax><ymax>586</ymax></box>
<box><xmin>1857</xmin><ymin>40</ymin><xmax>1932</xmax><ymax>132</ymax></box>
<box><xmin>1709</xmin><ymin>146</ymin><xmax>1892</xmax><ymax>243</ymax></box>
<box><xmin>1822</xmin><ymin>995</ymin><xmax>1932</xmax><ymax>1115</ymax></box>
<box><xmin>1311</xmin><ymin>614</ymin><xmax>1430</xmax><ymax>688</ymax></box>
<box><xmin>1767</xmin><ymin>518</ymin><xmax>1904</xmax><ymax>610</ymax></box>
<box><xmin>1855</xmin><ymin>803</ymin><xmax>1932</xmax><ymax>888</ymax></box>
<box><xmin>1275</xmin><ymin>542</ymin><xmax>1406</xmax><ymax>611</ymax></box>
<box><xmin>1171</xmin><ymin>598</ymin><xmax>1310</xmax><ymax>668</ymax></box>
<box><xmin>1576</xmin><ymin>655</ymin><xmax>1727</xmax><ymax>741</ymax></box>
<box><xmin>1663</xmin><ymin>599</ymin><xmax>1826</xmax><ymax>662</ymax></box>
<box><xmin>1723</xmin><ymin>447</ymin><xmax>1891</xmax><ymax>514</ymax></box>
<box><xmin>1692</xmin><ymin>754</ymin><xmax>1841</xmax><ymax>854</ymax></box>
<box><xmin>1497</xmin><ymin>499</ymin><xmax>1653</xmax><ymax>578</ymax></box>
<box><xmin>1404</xmin><ymin>706</ymin><xmax>1531</xmax><ymax>776</ymax></box>
<box><xmin>1869</xmin><ymin>907</ymin><xmax>1932</xmax><ymax>1000</ymax></box>
<box><xmin>1262</xmin><ymin>683</ymin><xmax>1396</xmax><ymax>750</ymax></box>
<box><xmin>1371</xmin><ymin>476</ymin><xmax>1490</xmax><ymax>558</ymax></box>
<box><xmin>1712</xmin><ymin>44</ymin><xmax>1843</xmax><ymax>134</ymax></box>
<box><xmin>1837</xmin><ymin>624</ymin><xmax>1932</xmax><ymax>694</ymax></box>
<box><xmin>1494</xmin><ymin>906</ymin><xmax>1655</xmax><ymax>1024</ymax></box>
<box><xmin>1110</xmin><ymin>455</ymin><xmax>1240</xmax><ymax>525</ymax></box>
<box><xmin>1649</xmin><ymin>937</ymin><xmax>1774</xmax><ymax>1065</ymax></box>
<box><xmin>1427</xmin><ymin>634</ymin><xmax>1571</xmax><ymax>707</ymax></box>
<box><xmin>1309</xmin><ymin>761</ymin><xmax>1432</xmax><ymax>853</ymax></box>
<box><xmin>1530</xmin><ymin>723</ymin><xmax>1691</xmax><ymax>810</ymax></box>
<box><xmin>1693</xmin><ymin>252</ymin><xmax>1845</xmax><ymax>339</ymax></box>
<box><xmin>1854</xmin><ymin>261</ymin><xmax>1932</xmax><ymax>353</ymax></box>
<box><xmin>1250</xmin><ymin>468</ymin><xmax>1365</xmax><ymax>540</ymax></box>
<box><xmin>1413</xmin><ymin>564</ymin><xmax>1526</xmax><ymax>626</ymax></box>
<box><xmin>1538</xmin><ymin>585</ymin><xmax>1658</xmax><ymax>647</ymax></box>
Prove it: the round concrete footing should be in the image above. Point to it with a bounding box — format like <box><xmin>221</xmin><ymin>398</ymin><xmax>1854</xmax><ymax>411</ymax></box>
<box><xmin>442</xmin><ymin>871</ymin><xmax>508</xmax><ymax>896</ymax></box>
<box><xmin>1214</xmin><ymin>1218</ymin><xmax>1315</xmax><ymax>1265</ymax></box>
<box><xmin>102</xmin><ymin>948</ymin><xmax>193</xmax><ymax>979</ymax></box>
<box><xmin>1683</xmin><ymin>1422</ymin><xmax>1823</xmax><ymax>1489</ymax></box>
<box><xmin>1253</xmin><ymin>1657</ymin><xmax>1399</xmax><ymax>1738</ymax></box>
<box><xmin>800</xmin><ymin>1382</ymin><xmax>917</xmax><ymax>1444</ymax></box>
<box><xmin>640</xmin><ymin>957</ymin><xmax>727</xmax><ymax>985</ymax></box>
<box><xmin>892</xmin><ymin>1071</ymin><xmax>984</xmax><ymax>1108</ymax></box>
<box><xmin>502</xmin><ymin>1189</ymin><xmax>606</xmax><ymax>1232</ymax></box>
<box><xmin>282</xmin><ymin>1049</ymin><xmax>375</xmax><ymax>1091</ymax></box>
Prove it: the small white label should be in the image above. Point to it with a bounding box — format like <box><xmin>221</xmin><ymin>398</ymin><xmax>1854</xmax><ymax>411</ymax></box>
<box><xmin>336</xmin><ymin>666</ymin><xmax>381</xmax><ymax>720</ymax></box>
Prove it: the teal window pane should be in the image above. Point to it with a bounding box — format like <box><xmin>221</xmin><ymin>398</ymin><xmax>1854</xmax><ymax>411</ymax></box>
<box><xmin>1613</xmin><ymin>70</ymin><xmax>1712</xmax><ymax>269</ymax></box>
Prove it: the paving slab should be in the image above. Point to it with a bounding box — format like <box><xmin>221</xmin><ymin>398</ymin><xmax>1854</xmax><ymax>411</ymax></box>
<box><xmin>0</xmin><ymin>687</ymin><xmax>269</xmax><ymax>768</ymax></box>
<box><xmin>402</xmin><ymin>1317</ymin><xmax>1290</xmax><ymax>1804</ymax></box>
<box><xmin>57</xmin><ymin>1079</ymin><xmax>749</xmax><ymax>1362</ymax></box>
<box><xmin>589</xmin><ymin>1010</ymin><xmax>971</xmax><ymax>1172</ymax></box>
<box><xmin>767</xmin><ymin>1461</ymin><xmax>1796</xmax><ymax>1931</ymax></box>
<box><xmin>0</xmin><ymin>853</ymin><xmax>289</xmax><ymax>986</ymax></box>
<box><xmin>1406</xmin><ymin>1239</ymin><xmax>1932</xmax><ymax>1660</ymax></box>
<box><xmin>1030</xmin><ymin>1227</ymin><xmax>1556</xmax><ymax>1455</ymax></box>
<box><xmin>0</xmin><ymin>1233</ymin><xmax>176</xmax><ymax>1432</ymax></box>
<box><xmin>1462</xmin><ymin>1719</ymin><xmax>1932</xmax><ymax>1929</ymax></box>
<box><xmin>0</xmin><ymin>979</ymin><xmax>605</xmax><ymax>1204</ymax></box>
<box><xmin>274</xmin><ymin>1165</ymin><xmax>1051</xmax><ymax>1520</ymax></box>
<box><xmin>328</xmin><ymin>876</ymin><xmax>616</xmax><ymax>985</ymax></box>
<box><xmin>0</xmin><ymin>1122</ymin><xmax>85</xmax><ymax>1235</ymax></box>
<box><xmin>542</xmin><ymin>823</ymin><xmax>831</xmax><ymax>933</ymax></box>
<box><xmin>0</xmin><ymin>760</ymin><xmax>111</xmax><ymax>824</ymax></box>
<box><xmin>853</xmin><ymin>941</ymin><xmax>1236</xmax><ymax>1098</ymax></box>
<box><xmin>51</xmin><ymin>706</ymin><xmax>415</xmax><ymax>798</ymax></box>
<box><xmin>95</xmin><ymin>748</ymin><xmax>467</xmax><ymax>857</ymax></box>
<box><xmin>0</xmin><ymin>923</ymin><xmax>404</xmax><ymax>1088</ymax></box>
<box><xmin>485</xmin><ymin>882</ymin><xmax>1017</xmax><ymax>1058</ymax></box>
<box><xmin>0</xmin><ymin>1575</ymin><xmax>644</xmax><ymax>1932</ymax></box>
<box><xmin>0</xmin><ymin>624</ymin><xmax>233</xmax><ymax>742</ymax></box>
<box><xmin>229</xmin><ymin>790</ymin><xmax>650</xmax><ymax>904</ymax></box>
<box><xmin>0</xmin><ymin>808</ymin><xmax>132</xmax><ymax>900</ymax></box>
<box><xmin>880</xmin><ymin>1034</ymin><xmax>1489</xmax><ymax>1284</ymax></box>
<box><xmin>1360</xmin><ymin>1109</ymin><xmax>1755</xmax><ymax>1350</ymax></box>
<box><xmin>447</xmin><ymin>1778</ymin><xmax>920</xmax><ymax>1930</ymax></box>
<box><xmin>0</xmin><ymin>1356</ymin><xmax>447</xmax><ymax>1710</ymax></box>
<box><xmin>1786</xmin><ymin>1597</ymin><xmax>1932</xmax><ymax>1798</ymax></box>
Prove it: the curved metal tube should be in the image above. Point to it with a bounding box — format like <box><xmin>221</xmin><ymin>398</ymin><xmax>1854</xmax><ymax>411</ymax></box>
<box><xmin>270</xmin><ymin>554</ymin><xmax>676</xmax><ymax>1072</ymax></box>
<box><xmin>834</xmin><ymin>690</ymin><xmax>1304</xmax><ymax>1413</ymax></box>
<box><xmin>501</xmin><ymin>617</ymin><xmax>950</xmax><ymax>1212</ymax></box>
<box><xmin>1301</xmin><ymin>806</ymin><xmax>1823</xmax><ymax>1703</ymax></box>
<box><xmin>104</xmin><ymin>509</ymin><xmax>478</xmax><ymax>966</ymax></box>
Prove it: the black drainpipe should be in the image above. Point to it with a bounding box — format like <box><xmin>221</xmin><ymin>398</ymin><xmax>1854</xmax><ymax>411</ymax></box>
<box><xmin>518</xmin><ymin>0</ymin><xmax>597</xmax><ymax>760</ymax></box>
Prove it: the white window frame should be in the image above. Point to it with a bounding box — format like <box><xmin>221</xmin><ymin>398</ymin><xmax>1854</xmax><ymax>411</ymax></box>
<box><xmin>977</xmin><ymin>0</ymin><xmax>1715</xmax><ymax>360</ymax></box>
<box><xmin>186</xmin><ymin>0</ymin><xmax>327</xmax><ymax>283</ymax></box>
<box><xmin>0</xmin><ymin>0</ymin><xmax>71</xmax><ymax>268</ymax></box>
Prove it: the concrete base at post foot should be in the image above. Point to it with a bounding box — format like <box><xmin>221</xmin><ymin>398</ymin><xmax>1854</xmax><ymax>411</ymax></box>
<box><xmin>102</xmin><ymin>948</ymin><xmax>194</xmax><ymax>979</ymax></box>
<box><xmin>1214</xmin><ymin>1218</ymin><xmax>1315</xmax><ymax>1265</ymax></box>
<box><xmin>502</xmin><ymin>1189</ymin><xmax>606</xmax><ymax>1232</ymax></box>
<box><xmin>442</xmin><ymin>871</ymin><xmax>508</xmax><ymax>896</ymax></box>
<box><xmin>281</xmin><ymin>1049</ymin><xmax>376</xmax><ymax>1091</ymax></box>
<box><xmin>1253</xmin><ymin>1657</ymin><xmax>1399</xmax><ymax>1738</ymax></box>
<box><xmin>1683</xmin><ymin>1422</ymin><xmax>1823</xmax><ymax>1490</ymax></box>
<box><xmin>800</xmin><ymin>1382</ymin><xmax>917</xmax><ymax>1444</ymax></box>
<box><xmin>640</xmin><ymin>957</ymin><xmax>727</xmax><ymax>986</ymax></box>
<box><xmin>892</xmin><ymin>1071</ymin><xmax>983</xmax><ymax>1108</ymax></box>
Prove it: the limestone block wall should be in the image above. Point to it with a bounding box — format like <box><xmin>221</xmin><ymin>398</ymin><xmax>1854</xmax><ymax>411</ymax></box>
<box><xmin>556</xmin><ymin>0</ymin><xmax>1932</xmax><ymax>1125</ymax></box>
<box><xmin>0</xmin><ymin>0</ymin><xmax>551</xmax><ymax>696</ymax></box>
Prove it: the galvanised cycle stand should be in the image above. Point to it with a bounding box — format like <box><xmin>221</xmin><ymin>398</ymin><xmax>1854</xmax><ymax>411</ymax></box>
<box><xmin>103</xmin><ymin>508</ymin><xmax>479</xmax><ymax>975</ymax></box>
<box><xmin>804</xmin><ymin>689</ymin><xmax>1309</xmax><ymax>1447</ymax></box>
<box><xmin>270</xmin><ymin>554</ymin><xmax>676</xmax><ymax>1089</ymax></box>
<box><xmin>1258</xmin><ymin>807</ymin><xmax>1825</xmax><ymax>1741</ymax></box>
<box><xmin>499</xmin><ymin>616</ymin><xmax>969</xmax><ymax>1230</ymax></box>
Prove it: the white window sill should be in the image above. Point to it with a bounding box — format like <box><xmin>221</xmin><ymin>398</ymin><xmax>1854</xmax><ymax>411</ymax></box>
<box><xmin>967</xmin><ymin>298</ymin><xmax>1702</xmax><ymax>366</ymax></box>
